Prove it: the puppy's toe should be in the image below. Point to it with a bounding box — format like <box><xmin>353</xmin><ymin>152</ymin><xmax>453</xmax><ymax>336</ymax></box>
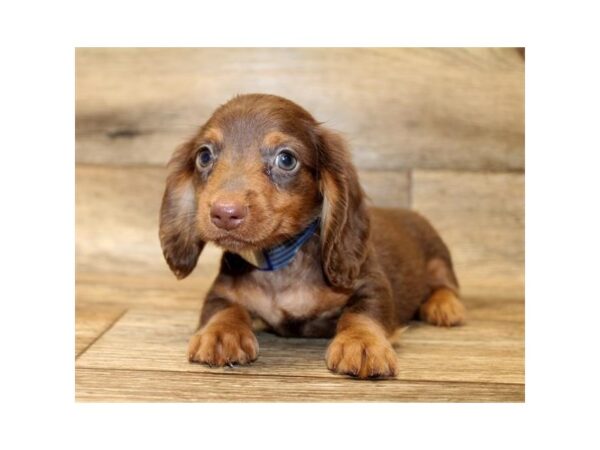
<box><xmin>420</xmin><ymin>288</ymin><xmax>466</xmax><ymax>327</ymax></box>
<box><xmin>326</xmin><ymin>331</ymin><xmax>398</xmax><ymax>379</ymax></box>
<box><xmin>188</xmin><ymin>324</ymin><xmax>258</xmax><ymax>366</ymax></box>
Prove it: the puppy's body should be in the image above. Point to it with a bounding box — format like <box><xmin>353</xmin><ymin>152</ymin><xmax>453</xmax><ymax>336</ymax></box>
<box><xmin>160</xmin><ymin>94</ymin><xmax>465</xmax><ymax>379</ymax></box>
<box><xmin>207</xmin><ymin>207</ymin><xmax>457</xmax><ymax>339</ymax></box>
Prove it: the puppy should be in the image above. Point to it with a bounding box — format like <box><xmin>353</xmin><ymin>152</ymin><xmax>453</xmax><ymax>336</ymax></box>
<box><xmin>159</xmin><ymin>94</ymin><xmax>465</xmax><ymax>379</ymax></box>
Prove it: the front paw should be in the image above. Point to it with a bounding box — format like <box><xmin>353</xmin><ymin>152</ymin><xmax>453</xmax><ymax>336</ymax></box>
<box><xmin>188</xmin><ymin>323</ymin><xmax>259</xmax><ymax>367</ymax></box>
<box><xmin>326</xmin><ymin>331</ymin><xmax>398</xmax><ymax>379</ymax></box>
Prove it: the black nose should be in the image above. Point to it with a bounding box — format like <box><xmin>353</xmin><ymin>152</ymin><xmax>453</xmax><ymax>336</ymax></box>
<box><xmin>210</xmin><ymin>201</ymin><xmax>247</xmax><ymax>230</ymax></box>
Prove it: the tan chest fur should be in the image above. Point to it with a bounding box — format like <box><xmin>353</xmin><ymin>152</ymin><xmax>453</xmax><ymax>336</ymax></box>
<box><xmin>212</xmin><ymin>238</ymin><xmax>349</xmax><ymax>329</ymax></box>
<box><xmin>240</xmin><ymin>282</ymin><xmax>348</xmax><ymax>327</ymax></box>
<box><xmin>214</xmin><ymin>246</ymin><xmax>349</xmax><ymax>329</ymax></box>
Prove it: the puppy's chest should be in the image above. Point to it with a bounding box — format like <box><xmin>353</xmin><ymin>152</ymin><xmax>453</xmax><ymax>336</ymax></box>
<box><xmin>237</xmin><ymin>267</ymin><xmax>348</xmax><ymax>337</ymax></box>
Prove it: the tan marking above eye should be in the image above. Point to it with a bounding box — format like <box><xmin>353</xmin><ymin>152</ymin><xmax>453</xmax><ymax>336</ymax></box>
<box><xmin>262</xmin><ymin>131</ymin><xmax>304</xmax><ymax>150</ymax></box>
<box><xmin>202</xmin><ymin>127</ymin><xmax>224</xmax><ymax>144</ymax></box>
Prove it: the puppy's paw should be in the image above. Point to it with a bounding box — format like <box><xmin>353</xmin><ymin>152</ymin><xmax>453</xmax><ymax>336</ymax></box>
<box><xmin>326</xmin><ymin>331</ymin><xmax>398</xmax><ymax>379</ymax></box>
<box><xmin>188</xmin><ymin>323</ymin><xmax>259</xmax><ymax>367</ymax></box>
<box><xmin>420</xmin><ymin>288</ymin><xmax>466</xmax><ymax>327</ymax></box>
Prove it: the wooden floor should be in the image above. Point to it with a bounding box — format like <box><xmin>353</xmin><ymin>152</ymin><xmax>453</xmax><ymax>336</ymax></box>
<box><xmin>75</xmin><ymin>273</ymin><xmax>524</xmax><ymax>402</ymax></box>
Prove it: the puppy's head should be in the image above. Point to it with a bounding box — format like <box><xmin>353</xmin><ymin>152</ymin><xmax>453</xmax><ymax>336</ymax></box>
<box><xmin>159</xmin><ymin>94</ymin><xmax>369</xmax><ymax>288</ymax></box>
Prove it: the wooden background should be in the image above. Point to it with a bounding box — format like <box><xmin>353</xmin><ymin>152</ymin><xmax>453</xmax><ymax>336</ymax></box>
<box><xmin>75</xmin><ymin>48</ymin><xmax>524</xmax><ymax>401</ymax></box>
<box><xmin>76</xmin><ymin>47</ymin><xmax>524</xmax><ymax>298</ymax></box>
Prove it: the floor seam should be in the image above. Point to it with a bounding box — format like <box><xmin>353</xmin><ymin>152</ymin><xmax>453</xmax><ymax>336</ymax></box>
<box><xmin>76</xmin><ymin>309</ymin><xmax>129</xmax><ymax>360</ymax></box>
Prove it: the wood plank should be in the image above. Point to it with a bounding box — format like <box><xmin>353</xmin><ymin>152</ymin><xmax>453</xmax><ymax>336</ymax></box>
<box><xmin>76</xmin><ymin>301</ymin><xmax>523</xmax><ymax>385</ymax></box>
<box><xmin>76</xmin><ymin>165</ymin><xmax>409</xmax><ymax>274</ymax></box>
<box><xmin>412</xmin><ymin>170</ymin><xmax>524</xmax><ymax>299</ymax></box>
<box><xmin>76</xmin><ymin>164</ymin><xmax>165</xmax><ymax>275</ymax></box>
<box><xmin>76</xmin><ymin>48</ymin><xmax>524</xmax><ymax>171</ymax></box>
<box><xmin>76</xmin><ymin>368</ymin><xmax>523</xmax><ymax>402</ymax></box>
<box><xmin>465</xmin><ymin>297</ymin><xmax>523</xmax><ymax>323</ymax></box>
<box><xmin>75</xmin><ymin>304</ymin><xmax>126</xmax><ymax>358</ymax></box>
<box><xmin>76</xmin><ymin>164</ymin><xmax>222</xmax><ymax>275</ymax></box>
<box><xmin>361</xmin><ymin>170</ymin><xmax>410</xmax><ymax>208</ymax></box>
<box><xmin>76</xmin><ymin>273</ymin><xmax>211</xmax><ymax>310</ymax></box>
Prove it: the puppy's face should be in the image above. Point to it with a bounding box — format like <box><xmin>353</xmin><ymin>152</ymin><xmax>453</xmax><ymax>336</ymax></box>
<box><xmin>160</xmin><ymin>94</ymin><xmax>369</xmax><ymax>288</ymax></box>
<box><xmin>193</xmin><ymin>98</ymin><xmax>322</xmax><ymax>252</ymax></box>
<box><xmin>162</xmin><ymin>95</ymin><xmax>321</xmax><ymax>258</ymax></box>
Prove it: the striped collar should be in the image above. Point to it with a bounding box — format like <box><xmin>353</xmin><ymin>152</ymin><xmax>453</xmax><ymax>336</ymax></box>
<box><xmin>237</xmin><ymin>220</ymin><xmax>319</xmax><ymax>271</ymax></box>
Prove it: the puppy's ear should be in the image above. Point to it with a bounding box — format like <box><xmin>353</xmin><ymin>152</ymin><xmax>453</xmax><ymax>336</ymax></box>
<box><xmin>159</xmin><ymin>140</ymin><xmax>205</xmax><ymax>279</ymax></box>
<box><xmin>317</xmin><ymin>128</ymin><xmax>370</xmax><ymax>289</ymax></box>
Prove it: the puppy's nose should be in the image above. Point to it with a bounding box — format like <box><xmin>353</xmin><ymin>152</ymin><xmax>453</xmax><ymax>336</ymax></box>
<box><xmin>210</xmin><ymin>201</ymin><xmax>247</xmax><ymax>230</ymax></box>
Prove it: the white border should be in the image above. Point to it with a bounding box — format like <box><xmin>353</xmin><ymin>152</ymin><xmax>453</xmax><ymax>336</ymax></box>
<box><xmin>3</xmin><ymin>0</ymin><xmax>600</xmax><ymax>448</ymax></box>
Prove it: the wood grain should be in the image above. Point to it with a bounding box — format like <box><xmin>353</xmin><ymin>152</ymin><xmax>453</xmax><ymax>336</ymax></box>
<box><xmin>361</xmin><ymin>170</ymin><xmax>410</xmax><ymax>208</ymax></box>
<box><xmin>76</xmin><ymin>48</ymin><xmax>524</xmax><ymax>171</ymax></box>
<box><xmin>465</xmin><ymin>297</ymin><xmax>523</xmax><ymax>323</ymax></box>
<box><xmin>75</xmin><ymin>302</ymin><xmax>523</xmax><ymax>386</ymax></box>
<box><xmin>76</xmin><ymin>368</ymin><xmax>524</xmax><ymax>402</ymax></box>
<box><xmin>411</xmin><ymin>170</ymin><xmax>524</xmax><ymax>299</ymax></box>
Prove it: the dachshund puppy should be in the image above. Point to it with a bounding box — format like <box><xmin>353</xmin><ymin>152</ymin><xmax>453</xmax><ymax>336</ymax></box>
<box><xmin>159</xmin><ymin>94</ymin><xmax>465</xmax><ymax>379</ymax></box>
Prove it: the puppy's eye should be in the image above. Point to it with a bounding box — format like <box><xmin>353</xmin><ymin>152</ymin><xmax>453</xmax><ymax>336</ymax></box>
<box><xmin>196</xmin><ymin>146</ymin><xmax>214</xmax><ymax>169</ymax></box>
<box><xmin>275</xmin><ymin>150</ymin><xmax>298</xmax><ymax>171</ymax></box>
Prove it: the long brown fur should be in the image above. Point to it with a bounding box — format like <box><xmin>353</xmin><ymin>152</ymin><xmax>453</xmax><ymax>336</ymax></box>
<box><xmin>159</xmin><ymin>94</ymin><xmax>466</xmax><ymax>379</ymax></box>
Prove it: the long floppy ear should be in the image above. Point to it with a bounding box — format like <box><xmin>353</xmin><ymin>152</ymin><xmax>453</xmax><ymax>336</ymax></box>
<box><xmin>159</xmin><ymin>140</ymin><xmax>205</xmax><ymax>279</ymax></box>
<box><xmin>317</xmin><ymin>128</ymin><xmax>370</xmax><ymax>289</ymax></box>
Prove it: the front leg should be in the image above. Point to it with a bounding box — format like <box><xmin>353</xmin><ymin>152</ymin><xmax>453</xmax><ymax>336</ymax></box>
<box><xmin>188</xmin><ymin>296</ymin><xmax>259</xmax><ymax>366</ymax></box>
<box><xmin>326</xmin><ymin>277</ymin><xmax>398</xmax><ymax>379</ymax></box>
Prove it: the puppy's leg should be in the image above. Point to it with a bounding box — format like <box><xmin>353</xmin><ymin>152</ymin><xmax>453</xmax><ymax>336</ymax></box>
<box><xmin>419</xmin><ymin>258</ymin><xmax>466</xmax><ymax>327</ymax></box>
<box><xmin>326</xmin><ymin>275</ymin><xmax>398</xmax><ymax>379</ymax></box>
<box><xmin>188</xmin><ymin>297</ymin><xmax>258</xmax><ymax>366</ymax></box>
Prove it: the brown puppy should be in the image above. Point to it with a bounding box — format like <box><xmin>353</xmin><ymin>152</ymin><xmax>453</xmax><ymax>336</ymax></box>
<box><xmin>159</xmin><ymin>94</ymin><xmax>465</xmax><ymax>379</ymax></box>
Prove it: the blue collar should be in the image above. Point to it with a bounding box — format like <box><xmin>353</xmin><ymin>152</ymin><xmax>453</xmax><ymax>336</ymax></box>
<box><xmin>237</xmin><ymin>220</ymin><xmax>319</xmax><ymax>271</ymax></box>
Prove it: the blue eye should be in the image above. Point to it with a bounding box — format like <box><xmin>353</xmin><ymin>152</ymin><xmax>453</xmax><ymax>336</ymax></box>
<box><xmin>275</xmin><ymin>150</ymin><xmax>298</xmax><ymax>171</ymax></box>
<box><xmin>196</xmin><ymin>146</ymin><xmax>214</xmax><ymax>168</ymax></box>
